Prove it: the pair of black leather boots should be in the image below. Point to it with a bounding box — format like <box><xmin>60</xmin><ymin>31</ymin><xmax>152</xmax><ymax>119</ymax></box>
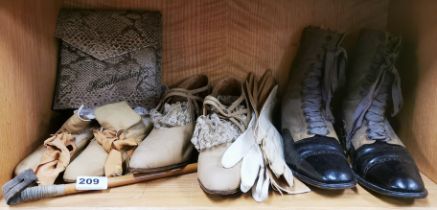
<box><xmin>281</xmin><ymin>26</ymin><xmax>427</xmax><ymax>199</ymax></box>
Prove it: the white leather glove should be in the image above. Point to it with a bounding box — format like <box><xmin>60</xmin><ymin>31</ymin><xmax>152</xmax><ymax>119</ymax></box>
<box><xmin>222</xmin><ymin>86</ymin><xmax>310</xmax><ymax>202</ymax></box>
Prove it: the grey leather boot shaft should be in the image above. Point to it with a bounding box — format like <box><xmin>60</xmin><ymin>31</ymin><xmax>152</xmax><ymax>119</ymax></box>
<box><xmin>282</xmin><ymin>26</ymin><xmax>346</xmax><ymax>142</ymax></box>
<box><xmin>342</xmin><ymin>30</ymin><xmax>404</xmax><ymax>150</ymax></box>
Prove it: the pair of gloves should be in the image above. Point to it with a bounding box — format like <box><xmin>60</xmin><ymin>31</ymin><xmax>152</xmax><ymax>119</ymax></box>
<box><xmin>221</xmin><ymin>71</ymin><xmax>310</xmax><ymax>202</ymax></box>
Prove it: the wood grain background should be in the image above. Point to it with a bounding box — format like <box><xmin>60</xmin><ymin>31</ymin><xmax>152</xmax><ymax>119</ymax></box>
<box><xmin>2</xmin><ymin>0</ymin><xmax>436</xmax><ymax>190</ymax></box>
<box><xmin>63</xmin><ymin>0</ymin><xmax>390</xmax><ymax>88</ymax></box>
<box><xmin>388</xmin><ymin>0</ymin><xmax>437</xmax><ymax>183</ymax></box>
<box><xmin>0</xmin><ymin>0</ymin><xmax>61</xmax><ymax>188</ymax></box>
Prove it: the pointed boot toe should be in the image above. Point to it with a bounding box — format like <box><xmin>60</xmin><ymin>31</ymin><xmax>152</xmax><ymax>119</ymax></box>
<box><xmin>353</xmin><ymin>142</ymin><xmax>427</xmax><ymax>198</ymax></box>
<box><xmin>284</xmin><ymin>134</ymin><xmax>356</xmax><ymax>189</ymax></box>
<box><xmin>304</xmin><ymin>154</ymin><xmax>355</xmax><ymax>185</ymax></box>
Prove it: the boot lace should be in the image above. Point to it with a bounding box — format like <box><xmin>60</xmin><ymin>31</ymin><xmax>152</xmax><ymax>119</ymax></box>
<box><xmin>302</xmin><ymin>43</ymin><xmax>347</xmax><ymax>136</ymax></box>
<box><xmin>347</xmin><ymin>37</ymin><xmax>403</xmax><ymax>149</ymax></box>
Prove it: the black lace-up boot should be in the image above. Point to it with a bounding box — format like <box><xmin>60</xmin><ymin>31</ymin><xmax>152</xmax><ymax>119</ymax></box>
<box><xmin>281</xmin><ymin>26</ymin><xmax>356</xmax><ymax>189</ymax></box>
<box><xmin>342</xmin><ymin>29</ymin><xmax>427</xmax><ymax>198</ymax></box>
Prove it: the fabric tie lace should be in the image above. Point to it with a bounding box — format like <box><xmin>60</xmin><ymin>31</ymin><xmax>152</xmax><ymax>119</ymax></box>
<box><xmin>33</xmin><ymin>114</ymin><xmax>90</xmax><ymax>185</ymax></box>
<box><xmin>151</xmin><ymin>83</ymin><xmax>210</xmax><ymax>128</ymax></box>
<box><xmin>156</xmin><ymin>85</ymin><xmax>210</xmax><ymax>116</ymax></box>
<box><xmin>34</xmin><ymin>132</ymin><xmax>76</xmax><ymax>185</ymax></box>
<box><xmin>94</xmin><ymin>129</ymin><xmax>140</xmax><ymax>177</ymax></box>
<box><xmin>347</xmin><ymin>50</ymin><xmax>403</xmax><ymax>150</ymax></box>
<box><xmin>203</xmin><ymin>95</ymin><xmax>250</xmax><ymax>132</ymax></box>
<box><xmin>191</xmin><ymin>92</ymin><xmax>251</xmax><ymax>151</ymax></box>
<box><xmin>150</xmin><ymin>102</ymin><xmax>193</xmax><ymax>128</ymax></box>
<box><xmin>302</xmin><ymin>42</ymin><xmax>346</xmax><ymax>136</ymax></box>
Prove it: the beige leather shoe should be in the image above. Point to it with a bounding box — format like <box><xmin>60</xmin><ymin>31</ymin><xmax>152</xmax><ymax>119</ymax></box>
<box><xmin>14</xmin><ymin>112</ymin><xmax>93</xmax><ymax>185</ymax></box>
<box><xmin>129</xmin><ymin>75</ymin><xmax>210</xmax><ymax>173</ymax></box>
<box><xmin>191</xmin><ymin>78</ymin><xmax>251</xmax><ymax>195</ymax></box>
<box><xmin>63</xmin><ymin>101</ymin><xmax>148</xmax><ymax>182</ymax></box>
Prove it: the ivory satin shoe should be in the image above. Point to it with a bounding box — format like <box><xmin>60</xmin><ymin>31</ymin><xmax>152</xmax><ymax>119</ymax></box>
<box><xmin>129</xmin><ymin>75</ymin><xmax>210</xmax><ymax>173</ymax></box>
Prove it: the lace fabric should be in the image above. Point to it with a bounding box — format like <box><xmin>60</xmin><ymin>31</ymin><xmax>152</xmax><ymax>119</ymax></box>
<box><xmin>203</xmin><ymin>95</ymin><xmax>250</xmax><ymax>132</ymax></box>
<box><xmin>150</xmin><ymin>102</ymin><xmax>194</xmax><ymax>128</ymax></box>
<box><xmin>191</xmin><ymin>113</ymin><xmax>242</xmax><ymax>151</ymax></box>
<box><xmin>150</xmin><ymin>78</ymin><xmax>211</xmax><ymax>128</ymax></box>
<box><xmin>347</xmin><ymin>35</ymin><xmax>403</xmax><ymax>149</ymax></box>
<box><xmin>301</xmin><ymin>42</ymin><xmax>347</xmax><ymax>136</ymax></box>
<box><xmin>191</xmin><ymin>93</ymin><xmax>250</xmax><ymax>151</ymax></box>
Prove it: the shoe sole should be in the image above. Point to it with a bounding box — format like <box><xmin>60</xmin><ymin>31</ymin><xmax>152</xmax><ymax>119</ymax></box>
<box><xmin>129</xmin><ymin>161</ymin><xmax>192</xmax><ymax>174</ymax></box>
<box><xmin>291</xmin><ymin>168</ymin><xmax>357</xmax><ymax>190</ymax></box>
<box><xmin>198</xmin><ymin>179</ymin><xmax>241</xmax><ymax>196</ymax></box>
<box><xmin>355</xmin><ymin>172</ymin><xmax>428</xmax><ymax>199</ymax></box>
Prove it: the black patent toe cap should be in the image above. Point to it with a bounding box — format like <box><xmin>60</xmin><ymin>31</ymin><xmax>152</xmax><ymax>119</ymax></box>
<box><xmin>352</xmin><ymin>142</ymin><xmax>428</xmax><ymax>198</ymax></box>
<box><xmin>364</xmin><ymin>160</ymin><xmax>425</xmax><ymax>193</ymax></box>
<box><xmin>282</xmin><ymin>131</ymin><xmax>356</xmax><ymax>189</ymax></box>
<box><xmin>302</xmin><ymin>153</ymin><xmax>355</xmax><ymax>184</ymax></box>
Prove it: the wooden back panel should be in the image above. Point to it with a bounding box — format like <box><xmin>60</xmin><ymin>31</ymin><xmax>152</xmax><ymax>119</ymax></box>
<box><xmin>63</xmin><ymin>0</ymin><xmax>390</xmax><ymax>87</ymax></box>
<box><xmin>388</xmin><ymin>0</ymin><xmax>437</xmax><ymax>183</ymax></box>
<box><xmin>0</xmin><ymin>0</ymin><xmax>60</xmax><ymax>188</ymax></box>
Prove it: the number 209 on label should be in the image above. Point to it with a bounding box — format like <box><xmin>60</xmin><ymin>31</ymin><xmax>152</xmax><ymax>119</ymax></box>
<box><xmin>75</xmin><ymin>176</ymin><xmax>108</xmax><ymax>190</ymax></box>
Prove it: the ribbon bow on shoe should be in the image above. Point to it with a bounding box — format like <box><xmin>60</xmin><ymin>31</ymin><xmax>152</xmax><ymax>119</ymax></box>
<box><xmin>34</xmin><ymin>132</ymin><xmax>76</xmax><ymax>185</ymax></box>
<box><xmin>61</xmin><ymin>102</ymin><xmax>149</xmax><ymax>182</ymax></box>
<box><xmin>33</xmin><ymin>113</ymin><xmax>92</xmax><ymax>185</ymax></box>
<box><xmin>94</xmin><ymin>129</ymin><xmax>140</xmax><ymax>177</ymax></box>
<box><xmin>222</xmin><ymin>71</ymin><xmax>310</xmax><ymax>202</ymax></box>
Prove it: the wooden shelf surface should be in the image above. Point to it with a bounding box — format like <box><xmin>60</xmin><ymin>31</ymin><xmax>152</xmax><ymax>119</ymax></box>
<box><xmin>1</xmin><ymin>173</ymin><xmax>436</xmax><ymax>210</ymax></box>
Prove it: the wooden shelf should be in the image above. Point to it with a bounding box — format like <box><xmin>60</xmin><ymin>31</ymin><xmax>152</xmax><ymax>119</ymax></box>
<box><xmin>1</xmin><ymin>1</ymin><xmax>437</xmax><ymax>209</ymax></box>
<box><xmin>2</xmin><ymin>173</ymin><xmax>436</xmax><ymax>209</ymax></box>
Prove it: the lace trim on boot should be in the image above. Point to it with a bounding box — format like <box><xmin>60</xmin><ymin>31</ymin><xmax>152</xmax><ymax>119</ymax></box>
<box><xmin>191</xmin><ymin>113</ymin><xmax>242</xmax><ymax>151</ymax></box>
<box><xmin>150</xmin><ymin>101</ymin><xmax>194</xmax><ymax>128</ymax></box>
